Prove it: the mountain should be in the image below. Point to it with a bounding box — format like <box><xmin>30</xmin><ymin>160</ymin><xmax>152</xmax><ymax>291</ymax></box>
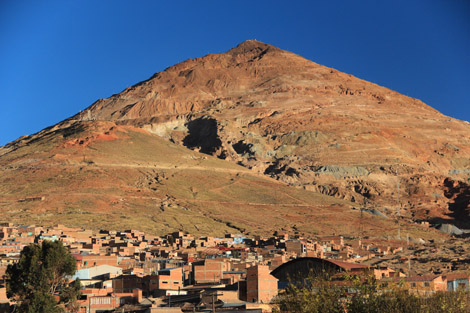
<box><xmin>2</xmin><ymin>40</ymin><xmax>470</xmax><ymax>237</ymax></box>
<box><xmin>1</xmin><ymin>120</ymin><xmax>410</xmax><ymax>238</ymax></box>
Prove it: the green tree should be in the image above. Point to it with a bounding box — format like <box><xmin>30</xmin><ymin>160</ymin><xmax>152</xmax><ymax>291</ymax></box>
<box><xmin>274</xmin><ymin>273</ymin><xmax>470</xmax><ymax>313</ymax></box>
<box><xmin>273</xmin><ymin>273</ymin><xmax>346</xmax><ymax>313</ymax></box>
<box><xmin>6</xmin><ymin>240</ymin><xmax>81</xmax><ymax>313</ymax></box>
<box><xmin>346</xmin><ymin>277</ymin><xmax>422</xmax><ymax>313</ymax></box>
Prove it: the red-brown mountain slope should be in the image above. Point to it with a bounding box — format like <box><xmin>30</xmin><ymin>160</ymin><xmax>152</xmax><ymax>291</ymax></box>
<box><xmin>3</xmin><ymin>40</ymin><xmax>470</xmax><ymax>233</ymax></box>
<box><xmin>2</xmin><ymin>120</ymin><xmax>432</xmax><ymax>239</ymax></box>
<box><xmin>65</xmin><ymin>40</ymin><xmax>470</xmax><ymax>228</ymax></box>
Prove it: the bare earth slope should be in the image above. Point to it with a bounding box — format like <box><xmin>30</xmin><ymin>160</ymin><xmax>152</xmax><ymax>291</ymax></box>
<box><xmin>2</xmin><ymin>40</ymin><xmax>470</xmax><ymax>236</ymax></box>
<box><xmin>75</xmin><ymin>40</ymin><xmax>470</xmax><ymax>229</ymax></box>
<box><xmin>1</xmin><ymin>120</ymin><xmax>429</xmax><ymax>238</ymax></box>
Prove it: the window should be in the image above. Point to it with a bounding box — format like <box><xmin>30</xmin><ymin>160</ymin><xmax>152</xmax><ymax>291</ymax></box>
<box><xmin>411</xmin><ymin>283</ymin><xmax>416</xmax><ymax>288</ymax></box>
<box><xmin>423</xmin><ymin>282</ymin><xmax>430</xmax><ymax>287</ymax></box>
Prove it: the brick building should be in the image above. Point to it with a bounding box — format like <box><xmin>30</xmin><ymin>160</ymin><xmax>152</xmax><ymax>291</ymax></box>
<box><xmin>74</xmin><ymin>254</ymin><xmax>118</xmax><ymax>269</ymax></box>
<box><xmin>192</xmin><ymin>259</ymin><xmax>228</xmax><ymax>284</ymax></box>
<box><xmin>246</xmin><ymin>265</ymin><xmax>278</xmax><ymax>303</ymax></box>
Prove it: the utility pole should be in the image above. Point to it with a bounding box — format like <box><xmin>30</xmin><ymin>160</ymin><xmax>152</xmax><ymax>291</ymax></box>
<box><xmin>396</xmin><ymin>170</ymin><xmax>401</xmax><ymax>240</ymax></box>
<box><xmin>360</xmin><ymin>198</ymin><xmax>366</xmax><ymax>238</ymax></box>
<box><xmin>212</xmin><ymin>293</ymin><xmax>216</xmax><ymax>313</ymax></box>
<box><xmin>204</xmin><ymin>291</ymin><xmax>222</xmax><ymax>313</ymax></box>
<box><xmin>408</xmin><ymin>255</ymin><xmax>411</xmax><ymax>274</ymax></box>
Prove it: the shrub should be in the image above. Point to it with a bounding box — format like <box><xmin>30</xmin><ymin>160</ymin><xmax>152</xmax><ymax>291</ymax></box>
<box><xmin>274</xmin><ymin>273</ymin><xmax>470</xmax><ymax>313</ymax></box>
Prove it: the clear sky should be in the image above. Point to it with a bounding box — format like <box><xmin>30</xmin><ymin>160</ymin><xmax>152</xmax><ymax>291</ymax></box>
<box><xmin>1</xmin><ymin>0</ymin><xmax>469</xmax><ymax>146</ymax></box>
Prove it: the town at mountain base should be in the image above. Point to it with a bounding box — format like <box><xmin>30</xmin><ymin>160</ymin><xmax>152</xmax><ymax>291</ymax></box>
<box><xmin>1</xmin><ymin>224</ymin><xmax>470</xmax><ymax>312</ymax></box>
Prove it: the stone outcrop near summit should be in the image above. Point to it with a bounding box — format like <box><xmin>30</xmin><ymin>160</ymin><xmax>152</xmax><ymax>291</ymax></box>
<box><xmin>71</xmin><ymin>40</ymin><xmax>470</xmax><ymax>228</ymax></box>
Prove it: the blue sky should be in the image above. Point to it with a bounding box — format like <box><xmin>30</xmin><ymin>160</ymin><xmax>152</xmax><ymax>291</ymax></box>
<box><xmin>1</xmin><ymin>0</ymin><xmax>469</xmax><ymax>146</ymax></box>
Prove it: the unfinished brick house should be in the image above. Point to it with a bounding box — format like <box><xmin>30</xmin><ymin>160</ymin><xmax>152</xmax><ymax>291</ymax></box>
<box><xmin>142</xmin><ymin>267</ymin><xmax>183</xmax><ymax>296</ymax></box>
<box><xmin>246</xmin><ymin>265</ymin><xmax>278</xmax><ymax>303</ymax></box>
<box><xmin>404</xmin><ymin>275</ymin><xmax>448</xmax><ymax>295</ymax></box>
<box><xmin>192</xmin><ymin>259</ymin><xmax>228</xmax><ymax>284</ymax></box>
<box><xmin>73</xmin><ymin>254</ymin><xmax>118</xmax><ymax>269</ymax></box>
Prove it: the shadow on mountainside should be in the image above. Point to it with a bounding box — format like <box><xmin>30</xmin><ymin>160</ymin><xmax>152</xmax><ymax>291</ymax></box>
<box><xmin>429</xmin><ymin>178</ymin><xmax>470</xmax><ymax>230</ymax></box>
<box><xmin>183</xmin><ymin>117</ymin><xmax>222</xmax><ymax>154</ymax></box>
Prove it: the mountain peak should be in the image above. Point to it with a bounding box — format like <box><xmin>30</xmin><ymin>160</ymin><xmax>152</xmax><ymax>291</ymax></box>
<box><xmin>3</xmin><ymin>39</ymin><xmax>470</xmax><ymax>241</ymax></box>
<box><xmin>228</xmin><ymin>39</ymin><xmax>281</xmax><ymax>56</ymax></box>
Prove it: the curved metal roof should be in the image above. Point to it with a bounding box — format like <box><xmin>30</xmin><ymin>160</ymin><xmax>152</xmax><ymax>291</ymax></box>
<box><xmin>270</xmin><ymin>257</ymin><xmax>369</xmax><ymax>282</ymax></box>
